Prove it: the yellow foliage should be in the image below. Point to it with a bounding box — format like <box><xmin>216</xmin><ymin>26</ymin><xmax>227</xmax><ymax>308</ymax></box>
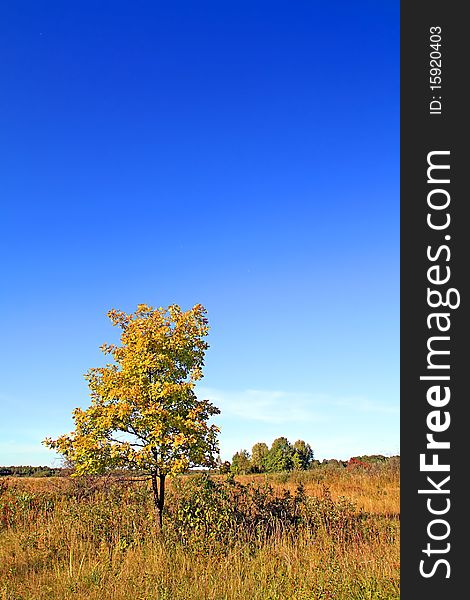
<box><xmin>44</xmin><ymin>303</ymin><xmax>220</xmax><ymax>479</ymax></box>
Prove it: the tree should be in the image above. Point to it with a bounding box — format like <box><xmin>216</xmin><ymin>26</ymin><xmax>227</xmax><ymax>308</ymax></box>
<box><xmin>230</xmin><ymin>450</ymin><xmax>252</xmax><ymax>475</ymax></box>
<box><xmin>43</xmin><ymin>303</ymin><xmax>220</xmax><ymax>529</ymax></box>
<box><xmin>251</xmin><ymin>442</ymin><xmax>269</xmax><ymax>473</ymax></box>
<box><xmin>265</xmin><ymin>437</ymin><xmax>294</xmax><ymax>472</ymax></box>
<box><xmin>293</xmin><ymin>440</ymin><xmax>314</xmax><ymax>470</ymax></box>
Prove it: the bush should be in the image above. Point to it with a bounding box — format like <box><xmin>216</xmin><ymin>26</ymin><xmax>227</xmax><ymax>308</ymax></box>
<box><xmin>165</xmin><ymin>474</ymin><xmax>305</xmax><ymax>550</ymax></box>
<box><xmin>164</xmin><ymin>475</ymin><xmax>369</xmax><ymax>551</ymax></box>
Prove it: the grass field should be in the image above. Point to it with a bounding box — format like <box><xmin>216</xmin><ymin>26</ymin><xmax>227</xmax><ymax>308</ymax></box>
<box><xmin>0</xmin><ymin>461</ymin><xmax>399</xmax><ymax>600</ymax></box>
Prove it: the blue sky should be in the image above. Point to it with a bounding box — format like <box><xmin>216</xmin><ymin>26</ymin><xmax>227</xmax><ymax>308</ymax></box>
<box><xmin>0</xmin><ymin>1</ymin><xmax>399</xmax><ymax>465</ymax></box>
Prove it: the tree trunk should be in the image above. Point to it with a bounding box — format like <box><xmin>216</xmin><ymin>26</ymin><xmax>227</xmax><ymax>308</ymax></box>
<box><xmin>158</xmin><ymin>474</ymin><xmax>165</xmax><ymax>528</ymax></box>
<box><xmin>151</xmin><ymin>471</ymin><xmax>166</xmax><ymax>530</ymax></box>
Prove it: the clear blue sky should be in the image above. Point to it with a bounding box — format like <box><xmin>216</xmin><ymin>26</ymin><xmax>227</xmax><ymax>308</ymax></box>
<box><xmin>0</xmin><ymin>1</ymin><xmax>399</xmax><ymax>465</ymax></box>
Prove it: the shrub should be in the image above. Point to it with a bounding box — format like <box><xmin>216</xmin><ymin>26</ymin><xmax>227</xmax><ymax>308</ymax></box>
<box><xmin>165</xmin><ymin>474</ymin><xmax>305</xmax><ymax>550</ymax></box>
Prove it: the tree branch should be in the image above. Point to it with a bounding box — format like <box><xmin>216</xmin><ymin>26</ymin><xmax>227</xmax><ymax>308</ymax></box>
<box><xmin>109</xmin><ymin>437</ymin><xmax>145</xmax><ymax>448</ymax></box>
<box><xmin>126</xmin><ymin>425</ymin><xmax>149</xmax><ymax>443</ymax></box>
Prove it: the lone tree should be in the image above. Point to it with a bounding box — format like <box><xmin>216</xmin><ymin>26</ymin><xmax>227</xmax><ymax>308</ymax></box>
<box><xmin>43</xmin><ymin>303</ymin><xmax>220</xmax><ymax>529</ymax></box>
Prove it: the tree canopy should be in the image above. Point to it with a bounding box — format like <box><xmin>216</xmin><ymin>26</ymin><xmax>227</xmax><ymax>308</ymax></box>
<box><xmin>251</xmin><ymin>442</ymin><xmax>269</xmax><ymax>472</ymax></box>
<box><xmin>293</xmin><ymin>440</ymin><xmax>314</xmax><ymax>470</ymax></box>
<box><xmin>231</xmin><ymin>450</ymin><xmax>252</xmax><ymax>475</ymax></box>
<box><xmin>265</xmin><ymin>437</ymin><xmax>294</xmax><ymax>472</ymax></box>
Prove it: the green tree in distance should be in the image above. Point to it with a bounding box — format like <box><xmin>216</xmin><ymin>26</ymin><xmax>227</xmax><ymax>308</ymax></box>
<box><xmin>251</xmin><ymin>442</ymin><xmax>269</xmax><ymax>473</ymax></box>
<box><xmin>293</xmin><ymin>440</ymin><xmax>314</xmax><ymax>470</ymax></box>
<box><xmin>265</xmin><ymin>437</ymin><xmax>294</xmax><ymax>472</ymax></box>
<box><xmin>231</xmin><ymin>450</ymin><xmax>252</xmax><ymax>475</ymax></box>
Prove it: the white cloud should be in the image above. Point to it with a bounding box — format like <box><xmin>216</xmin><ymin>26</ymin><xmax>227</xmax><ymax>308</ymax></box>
<box><xmin>198</xmin><ymin>387</ymin><xmax>327</xmax><ymax>424</ymax></box>
<box><xmin>197</xmin><ymin>386</ymin><xmax>398</xmax><ymax>424</ymax></box>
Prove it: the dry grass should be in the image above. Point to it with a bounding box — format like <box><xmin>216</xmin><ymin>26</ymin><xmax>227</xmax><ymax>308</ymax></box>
<box><xmin>0</xmin><ymin>530</ymin><xmax>399</xmax><ymax>600</ymax></box>
<box><xmin>7</xmin><ymin>463</ymin><xmax>400</xmax><ymax>516</ymax></box>
<box><xmin>0</xmin><ymin>465</ymin><xmax>399</xmax><ymax>600</ymax></box>
<box><xmin>236</xmin><ymin>465</ymin><xmax>399</xmax><ymax>516</ymax></box>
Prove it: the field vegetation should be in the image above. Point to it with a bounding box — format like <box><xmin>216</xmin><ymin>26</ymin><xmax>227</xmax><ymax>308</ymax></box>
<box><xmin>0</xmin><ymin>459</ymin><xmax>399</xmax><ymax>600</ymax></box>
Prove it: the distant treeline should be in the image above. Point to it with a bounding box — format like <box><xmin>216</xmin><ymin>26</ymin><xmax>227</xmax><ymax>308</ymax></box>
<box><xmin>1</xmin><ymin>453</ymin><xmax>399</xmax><ymax>478</ymax></box>
<box><xmin>0</xmin><ymin>466</ymin><xmax>63</xmax><ymax>477</ymax></box>
<box><xmin>225</xmin><ymin>437</ymin><xmax>314</xmax><ymax>475</ymax></box>
<box><xmin>224</xmin><ymin>437</ymin><xmax>398</xmax><ymax>475</ymax></box>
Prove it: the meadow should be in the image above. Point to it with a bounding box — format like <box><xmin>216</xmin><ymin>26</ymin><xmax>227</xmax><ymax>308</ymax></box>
<box><xmin>0</xmin><ymin>460</ymin><xmax>399</xmax><ymax>600</ymax></box>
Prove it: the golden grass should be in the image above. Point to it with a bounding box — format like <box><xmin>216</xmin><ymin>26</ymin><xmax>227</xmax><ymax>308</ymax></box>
<box><xmin>0</xmin><ymin>530</ymin><xmax>399</xmax><ymax>600</ymax></box>
<box><xmin>8</xmin><ymin>465</ymin><xmax>399</xmax><ymax>516</ymax></box>
<box><xmin>236</xmin><ymin>468</ymin><xmax>399</xmax><ymax>516</ymax></box>
<box><xmin>0</xmin><ymin>466</ymin><xmax>399</xmax><ymax>600</ymax></box>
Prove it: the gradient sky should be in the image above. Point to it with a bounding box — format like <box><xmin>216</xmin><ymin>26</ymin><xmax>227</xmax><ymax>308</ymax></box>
<box><xmin>0</xmin><ymin>1</ymin><xmax>399</xmax><ymax>466</ymax></box>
